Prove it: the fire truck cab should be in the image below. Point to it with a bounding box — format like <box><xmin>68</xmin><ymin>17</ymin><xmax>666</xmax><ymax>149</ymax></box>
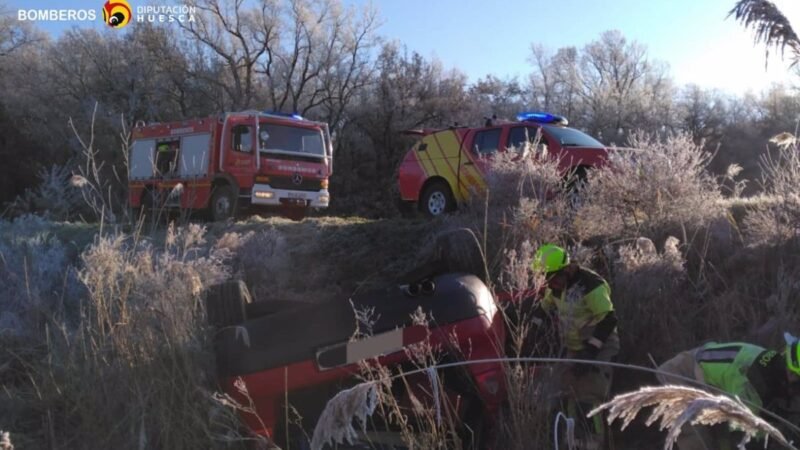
<box><xmin>129</xmin><ymin>111</ymin><xmax>332</xmax><ymax>221</ymax></box>
<box><xmin>397</xmin><ymin>112</ymin><xmax>608</xmax><ymax>216</ymax></box>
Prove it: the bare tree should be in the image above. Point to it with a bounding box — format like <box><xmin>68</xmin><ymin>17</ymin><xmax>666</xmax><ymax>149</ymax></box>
<box><xmin>182</xmin><ymin>0</ymin><xmax>378</xmax><ymax>117</ymax></box>
<box><xmin>181</xmin><ymin>0</ymin><xmax>279</xmax><ymax>110</ymax></box>
<box><xmin>528</xmin><ymin>44</ymin><xmax>555</xmax><ymax>111</ymax></box>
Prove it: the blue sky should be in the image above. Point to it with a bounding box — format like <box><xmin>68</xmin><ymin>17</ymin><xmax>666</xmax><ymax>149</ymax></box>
<box><xmin>11</xmin><ymin>0</ymin><xmax>800</xmax><ymax>94</ymax></box>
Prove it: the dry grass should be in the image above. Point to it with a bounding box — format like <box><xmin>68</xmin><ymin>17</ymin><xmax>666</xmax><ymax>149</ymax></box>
<box><xmin>1</xmin><ymin>221</ymin><xmax>251</xmax><ymax>449</ymax></box>
<box><xmin>729</xmin><ymin>0</ymin><xmax>800</xmax><ymax>68</ymax></box>
<box><xmin>310</xmin><ymin>383</ymin><xmax>380</xmax><ymax>450</ymax></box>
<box><xmin>590</xmin><ymin>385</ymin><xmax>795</xmax><ymax>450</ymax></box>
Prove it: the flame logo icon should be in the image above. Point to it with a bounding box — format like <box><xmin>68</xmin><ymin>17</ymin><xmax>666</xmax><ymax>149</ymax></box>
<box><xmin>102</xmin><ymin>0</ymin><xmax>132</xmax><ymax>28</ymax></box>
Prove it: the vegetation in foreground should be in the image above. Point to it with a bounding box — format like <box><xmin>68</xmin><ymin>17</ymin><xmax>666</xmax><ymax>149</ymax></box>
<box><xmin>3</xmin><ymin>128</ymin><xmax>800</xmax><ymax>448</ymax></box>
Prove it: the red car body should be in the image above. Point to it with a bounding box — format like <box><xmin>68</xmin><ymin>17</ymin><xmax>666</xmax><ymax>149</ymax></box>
<box><xmin>397</xmin><ymin>114</ymin><xmax>608</xmax><ymax>216</ymax></box>
<box><xmin>212</xmin><ymin>273</ymin><xmax>506</xmax><ymax>448</ymax></box>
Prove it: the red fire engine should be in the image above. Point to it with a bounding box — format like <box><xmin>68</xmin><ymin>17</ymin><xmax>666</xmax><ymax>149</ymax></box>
<box><xmin>129</xmin><ymin>111</ymin><xmax>332</xmax><ymax>221</ymax></box>
<box><xmin>397</xmin><ymin>112</ymin><xmax>608</xmax><ymax>216</ymax></box>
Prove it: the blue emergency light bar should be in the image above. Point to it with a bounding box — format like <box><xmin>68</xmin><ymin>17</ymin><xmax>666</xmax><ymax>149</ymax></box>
<box><xmin>516</xmin><ymin>111</ymin><xmax>568</xmax><ymax>126</ymax></box>
<box><xmin>263</xmin><ymin>110</ymin><xmax>305</xmax><ymax>121</ymax></box>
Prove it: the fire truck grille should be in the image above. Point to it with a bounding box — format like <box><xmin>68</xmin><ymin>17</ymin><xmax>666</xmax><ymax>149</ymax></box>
<box><xmin>269</xmin><ymin>176</ymin><xmax>323</xmax><ymax>192</ymax></box>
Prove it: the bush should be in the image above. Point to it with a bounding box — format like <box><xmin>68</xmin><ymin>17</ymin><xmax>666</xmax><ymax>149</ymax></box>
<box><xmin>459</xmin><ymin>149</ymin><xmax>572</xmax><ymax>278</ymax></box>
<box><xmin>576</xmin><ymin>132</ymin><xmax>724</xmax><ymax>241</ymax></box>
<box><xmin>744</xmin><ymin>140</ymin><xmax>800</xmax><ymax>243</ymax></box>
<box><xmin>4</xmin><ymin>165</ymin><xmax>87</xmax><ymax>221</ymax></box>
<box><xmin>609</xmin><ymin>236</ymin><xmax>695</xmax><ymax>363</ymax></box>
<box><xmin>0</xmin><ymin>215</ymin><xmax>76</xmax><ymax>338</ymax></box>
<box><xmin>2</xmin><ymin>222</ymin><xmax>250</xmax><ymax>449</ymax></box>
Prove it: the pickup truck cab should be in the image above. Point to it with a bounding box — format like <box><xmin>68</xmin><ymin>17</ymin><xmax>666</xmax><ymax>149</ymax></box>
<box><xmin>397</xmin><ymin>112</ymin><xmax>607</xmax><ymax>216</ymax></box>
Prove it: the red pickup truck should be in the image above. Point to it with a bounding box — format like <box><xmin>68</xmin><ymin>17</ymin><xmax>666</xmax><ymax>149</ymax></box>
<box><xmin>397</xmin><ymin>112</ymin><xmax>608</xmax><ymax>216</ymax></box>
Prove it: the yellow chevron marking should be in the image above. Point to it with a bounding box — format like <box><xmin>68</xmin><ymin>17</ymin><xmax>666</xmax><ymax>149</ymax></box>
<box><xmin>416</xmin><ymin>138</ymin><xmax>438</xmax><ymax>177</ymax></box>
<box><xmin>427</xmin><ymin>132</ymin><xmax>458</xmax><ymax>184</ymax></box>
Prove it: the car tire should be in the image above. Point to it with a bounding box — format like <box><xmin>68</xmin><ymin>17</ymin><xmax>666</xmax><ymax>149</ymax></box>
<box><xmin>205</xmin><ymin>280</ymin><xmax>252</xmax><ymax>328</ymax></box>
<box><xmin>210</xmin><ymin>185</ymin><xmax>238</xmax><ymax>221</ymax></box>
<box><xmin>419</xmin><ymin>181</ymin><xmax>455</xmax><ymax>217</ymax></box>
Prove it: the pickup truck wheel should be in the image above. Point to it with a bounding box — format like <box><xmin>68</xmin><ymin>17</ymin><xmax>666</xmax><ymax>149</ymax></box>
<box><xmin>420</xmin><ymin>181</ymin><xmax>455</xmax><ymax>217</ymax></box>
<box><xmin>205</xmin><ymin>280</ymin><xmax>252</xmax><ymax>328</ymax></box>
<box><xmin>210</xmin><ymin>185</ymin><xmax>237</xmax><ymax>221</ymax></box>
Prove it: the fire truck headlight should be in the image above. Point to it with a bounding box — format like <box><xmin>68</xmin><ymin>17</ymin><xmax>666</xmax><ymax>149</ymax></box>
<box><xmin>320</xmin><ymin>178</ymin><xmax>329</xmax><ymax>190</ymax></box>
<box><xmin>319</xmin><ymin>194</ymin><xmax>330</xmax><ymax>204</ymax></box>
<box><xmin>255</xmin><ymin>191</ymin><xmax>274</xmax><ymax>199</ymax></box>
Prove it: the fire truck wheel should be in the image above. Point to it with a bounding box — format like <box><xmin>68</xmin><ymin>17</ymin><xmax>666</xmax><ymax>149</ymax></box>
<box><xmin>419</xmin><ymin>181</ymin><xmax>455</xmax><ymax>217</ymax></box>
<box><xmin>210</xmin><ymin>185</ymin><xmax>238</xmax><ymax>221</ymax></box>
<box><xmin>282</xmin><ymin>206</ymin><xmax>307</xmax><ymax>222</ymax></box>
<box><xmin>205</xmin><ymin>280</ymin><xmax>252</xmax><ymax>329</ymax></box>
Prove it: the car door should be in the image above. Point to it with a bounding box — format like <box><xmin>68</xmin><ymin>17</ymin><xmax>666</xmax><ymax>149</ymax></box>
<box><xmin>455</xmin><ymin>127</ymin><xmax>503</xmax><ymax>200</ymax></box>
<box><xmin>506</xmin><ymin>125</ymin><xmax>550</xmax><ymax>159</ymax></box>
<box><xmin>223</xmin><ymin>116</ymin><xmax>257</xmax><ymax>187</ymax></box>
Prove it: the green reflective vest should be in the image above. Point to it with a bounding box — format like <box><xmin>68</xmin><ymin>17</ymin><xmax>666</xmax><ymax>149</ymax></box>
<box><xmin>696</xmin><ymin>342</ymin><xmax>774</xmax><ymax>410</ymax></box>
<box><xmin>541</xmin><ymin>267</ymin><xmax>614</xmax><ymax>351</ymax></box>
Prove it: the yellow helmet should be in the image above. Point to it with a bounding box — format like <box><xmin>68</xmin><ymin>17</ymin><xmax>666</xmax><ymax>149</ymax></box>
<box><xmin>531</xmin><ymin>244</ymin><xmax>570</xmax><ymax>274</ymax></box>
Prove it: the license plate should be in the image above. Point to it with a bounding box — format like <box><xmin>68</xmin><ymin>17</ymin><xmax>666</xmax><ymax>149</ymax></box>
<box><xmin>288</xmin><ymin>192</ymin><xmax>306</xmax><ymax>199</ymax></box>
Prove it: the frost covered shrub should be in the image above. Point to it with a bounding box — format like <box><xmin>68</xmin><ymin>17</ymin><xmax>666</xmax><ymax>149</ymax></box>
<box><xmin>611</xmin><ymin>236</ymin><xmax>694</xmax><ymax>362</ymax></box>
<box><xmin>214</xmin><ymin>228</ymin><xmax>294</xmax><ymax>301</ymax></box>
<box><xmin>0</xmin><ymin>215</ymin><xmax>76</xmax><ymax>337</ymax></box>
<box><xmin>5</xmin><ymin>165</ymin><xmax>87</xmax><ymax>221</ymax></box>
<box><xmin>744</xmin><ymin>142</ymin><xmax>800</xmax><ymax>243</ymax></box>
<box><xmin>26</xmin><ymin>223</ymin><xmax>245</xmax><ymax>449</ymax></box>
<box><xmin>465</xmin><ymin>150</ymin><xmax>571</xmax><ymax>275</ymax></box>
<box><xmin>78</xmin><ymin>223</ymin><xmax>229</xmax><ymax>340</ymax></box>
<box><xmin>577</xmin><ymin>132</ymin><xmax>723</xmax><ymax>240</ymax></box>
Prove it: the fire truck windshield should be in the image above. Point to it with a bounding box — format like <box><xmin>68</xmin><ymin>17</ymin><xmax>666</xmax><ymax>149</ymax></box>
<box><xmin>258</xmin><ymin>123</ymin><xmax>325</xmax><ymax>157</ymax></box>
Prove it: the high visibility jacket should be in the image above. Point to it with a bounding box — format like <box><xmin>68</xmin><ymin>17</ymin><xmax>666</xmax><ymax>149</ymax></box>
<box><xmin>695</xmin><ymin>342</ymin><xmax>782</xmax><ymax>410</ymax></box>
<box><xmin>541</xmin><ymin>267</ymin><xmax>615</xmax><ymax>352</ymax></box>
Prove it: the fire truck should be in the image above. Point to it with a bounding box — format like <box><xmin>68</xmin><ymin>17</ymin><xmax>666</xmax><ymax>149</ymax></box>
<box><xmin>397</xmin><ymin>112</ymin><xmax>608</xmax><ymax>216</ymax></box>
<box><xmin>128</xmin><ymin>111</ymin><xmax>332</xmax><ymax>221</ymax></box>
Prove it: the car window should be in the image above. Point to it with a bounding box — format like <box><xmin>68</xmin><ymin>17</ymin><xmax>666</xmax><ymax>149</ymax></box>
<box><xmin>507</xmin><ymin>126</ymin><xmax>541</xmax><ymax>149</ymax></box>
<box><xmin>232</xmin><ymin>125</ymin><xmax>253</xmax><ymax>153</ymax></box>
<box><xmin>542</xmin><ymin>125</ymin><xmax>604</xmax><ymax>148</ymax></box>
<box><xmin>473</xmin><ymin>128</ymin><xmax>501</xmax><ymax>155</ymax></box>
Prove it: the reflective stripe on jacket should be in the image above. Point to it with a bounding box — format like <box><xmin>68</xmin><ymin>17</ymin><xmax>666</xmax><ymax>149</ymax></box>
<box><xmin>696</xmin><ymin>342</ymin><xmax>769</xmax><ymax>410</ymax></box>
<box><xmin>541</xmin><ymin>267</ymin><xmax>614</xmax><ymax>351</ymax></box>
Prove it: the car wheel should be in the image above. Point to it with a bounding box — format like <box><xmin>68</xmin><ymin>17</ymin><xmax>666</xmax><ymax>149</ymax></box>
<box><xmin>420</xmin><ymin>181</ymin><xmax>455</xmax><ymax>217</ymax></box>
<box><xmin>205</xmin><ymin>280</ymin><xmax>252</xmax><ymax>328</ymax></box>
<box><xmin>210</xmin><ymin>185</ymin><xmax>237</xmax><ymax>221</ymax></box>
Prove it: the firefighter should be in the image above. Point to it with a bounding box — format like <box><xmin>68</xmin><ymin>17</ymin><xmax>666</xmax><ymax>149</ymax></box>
<box><xmin>156</xmin><ymin>142</ymin><xmax>179</xmax><ymax>175</ymax></box>
<box><xmin>656</xmin><ymin>338</ymin><xmax>800</xmax><ymax>450</ymax></box>
<box><xmin>530</xmin><ymin>244</ymin><xmax>619</xmax><ymax>443</ymax></box>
